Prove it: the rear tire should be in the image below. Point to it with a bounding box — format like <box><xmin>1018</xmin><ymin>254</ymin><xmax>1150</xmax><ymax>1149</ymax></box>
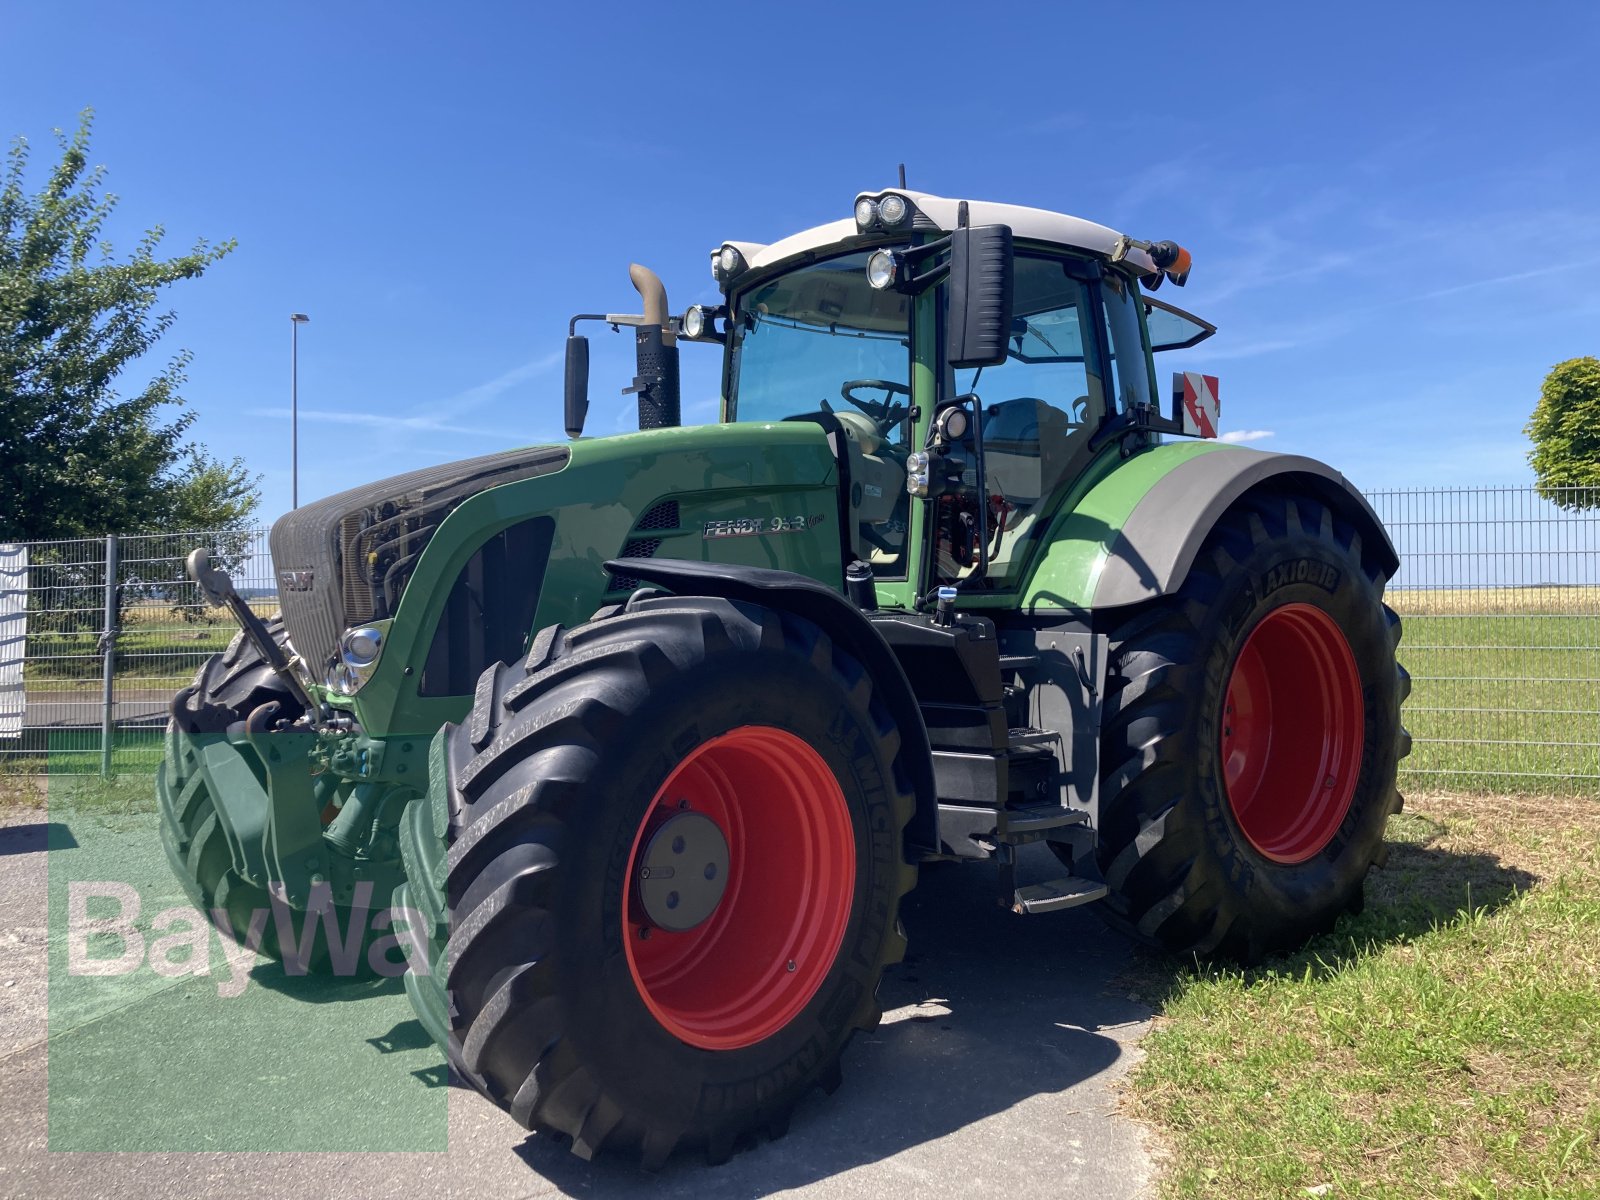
<box><xmin>399</xmin><ymin>595</ymin><xmax>917</xmax><ymax>1165</ymax></box>
<box><xmin>1095</xmin><ymin>491</ymin><xmax>1411</xmax><ymax>962</ymax></box>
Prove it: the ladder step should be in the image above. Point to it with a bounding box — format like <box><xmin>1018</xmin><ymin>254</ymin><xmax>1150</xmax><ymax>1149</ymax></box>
<box><xmin>1007</xmin><ymin>726</ymin><xmax>1061</xmax><ymax>749</ymax></box>
<box><xmin>999</xmin><ymin>804</ymin><xmax>1090</xmax><ymax>838</ymax></box>
<box><xmin>1012</xmin><ymin>877</ymin><xmax>1109</xmax><ymax>915</ymax></box>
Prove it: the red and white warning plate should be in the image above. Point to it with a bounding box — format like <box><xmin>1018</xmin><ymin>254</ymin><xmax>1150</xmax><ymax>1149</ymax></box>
<box><xmin>1176</xmin><ymin>371</ymin><xmax>1220</xmax><ymax>439</ymax></box>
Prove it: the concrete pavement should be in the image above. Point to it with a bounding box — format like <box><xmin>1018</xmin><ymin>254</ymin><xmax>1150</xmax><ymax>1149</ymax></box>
<box><xmin>0</xmin><ymin>804</ymin><xmax>1157</xmax><ymax>1199</ymax></box>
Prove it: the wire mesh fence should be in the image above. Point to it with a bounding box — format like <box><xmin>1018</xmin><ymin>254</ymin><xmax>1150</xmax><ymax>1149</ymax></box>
<box><xmin>2</xmin><ymin>488</ymin><xmax>1598</xmax><ymax>792</ymax></box>
<box><xmin>1366</xmin><ymin>486</ymin><xmax>1599</xmax><ymax>794</ymax></box>
<box><xmin>0</xmin><ymin>529</ymin><xmax>276</xmax><ymax>775</ymax></box>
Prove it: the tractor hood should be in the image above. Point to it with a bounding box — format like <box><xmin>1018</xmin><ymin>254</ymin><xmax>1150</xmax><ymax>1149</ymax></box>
<box><xmin>269</xmin><ymin>444</ymin><xmax>570</xmax><ymax>669</ymax></box>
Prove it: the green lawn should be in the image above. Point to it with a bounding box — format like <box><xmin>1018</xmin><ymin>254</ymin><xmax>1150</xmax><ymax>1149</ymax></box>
<box><xmin>1129</xmin><ymin>792</ymin><xmax>1600</xmax><ymax>1199</ymax></box>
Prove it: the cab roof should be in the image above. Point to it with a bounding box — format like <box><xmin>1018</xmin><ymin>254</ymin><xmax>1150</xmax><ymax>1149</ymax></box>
<box><xmin>720</xmin><ymin>190</ymin><xmax>1161</xmax><ymax>279</ymax></box>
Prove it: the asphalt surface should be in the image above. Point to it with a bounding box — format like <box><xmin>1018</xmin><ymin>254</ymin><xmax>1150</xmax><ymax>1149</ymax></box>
<box><xmin>0</xmin><ymin>804</ymin><xmax>1157</xmax><ymax>1199</ymax></box>
<box><xmin>21</xmin><ymin>687</ymin><xmax>172</xmax><ymax>729</ymax></box>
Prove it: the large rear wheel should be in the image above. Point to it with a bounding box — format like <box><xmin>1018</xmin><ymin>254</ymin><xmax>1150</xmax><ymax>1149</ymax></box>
<box><xmin>1095</xmin><ymin>491</ymin><xmax>1411</xmax><ymax>961</ymax></box>
<box><xmin>399</xmin><ymin>594</ymin><xmax>917</xmax><ymax>1165</ymax></box>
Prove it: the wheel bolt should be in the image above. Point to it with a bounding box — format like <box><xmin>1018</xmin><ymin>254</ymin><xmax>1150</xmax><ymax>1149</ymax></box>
<box><xmin>786</xmin><ymin>960</ymin><xmax>796</xmax><ymax>973</ymax></box>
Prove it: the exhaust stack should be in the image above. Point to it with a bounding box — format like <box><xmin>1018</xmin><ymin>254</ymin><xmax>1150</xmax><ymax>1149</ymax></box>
<box><xmin>625</xmin><ymin>263</ymin><xmax>681</xmax><ymax>430</ymax></box>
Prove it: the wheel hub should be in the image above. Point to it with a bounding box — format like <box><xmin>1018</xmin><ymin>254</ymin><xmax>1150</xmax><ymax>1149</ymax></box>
<box><xmin>636</xmin><ymin>811</ymin><xmax>730</xmax><ymax>932</ymax></box>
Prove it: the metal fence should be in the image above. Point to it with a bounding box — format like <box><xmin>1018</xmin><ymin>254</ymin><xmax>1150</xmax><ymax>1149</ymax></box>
<box><xmin>2</xmin><ymin>488</ymin><xmax>1598</xmax><ymax>793</ymax></box>
<box><xmin>1365</xmin><ymin>486</ymin><xmax>1600</xmax><ymax>794</ymax></box>
<box><xmin>0</xmin><ymin>529</ymin><xmax>276</xmax><ymax>774</ymax></box>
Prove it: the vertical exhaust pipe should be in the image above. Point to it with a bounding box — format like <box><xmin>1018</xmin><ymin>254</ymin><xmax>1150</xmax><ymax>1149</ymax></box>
<box><xmin>626</xmin><ymin>263</ymin><xmax>680</xmax><ymax>430</ymax></box>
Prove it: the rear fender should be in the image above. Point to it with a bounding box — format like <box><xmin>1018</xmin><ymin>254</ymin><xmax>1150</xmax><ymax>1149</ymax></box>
<box><xmin>1090</xmin><ymin>450</ymin><xmax>1398</xmax><ymax>609</ymax></box>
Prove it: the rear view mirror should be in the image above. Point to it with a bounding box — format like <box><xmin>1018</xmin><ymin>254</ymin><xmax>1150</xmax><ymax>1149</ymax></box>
<box><xmin>564</xmin><ymin>335</ymin><xmax>590</xmax><ymax>439</ymax></box>
<box><xmin>946</xmin><ymin>224</ymin><xmax>1014</xmax><ymax>369</ymax></box>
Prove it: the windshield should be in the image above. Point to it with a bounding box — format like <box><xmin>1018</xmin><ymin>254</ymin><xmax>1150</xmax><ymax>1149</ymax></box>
<box><xmin>728</xmin><ymin>250</ymin><xmax>912</xmax><ymax>437</ymax></box>
<box><xmin>727</xmin><ymin>250</ymin><xmax>915</xmax><ymax>575</ymax></box>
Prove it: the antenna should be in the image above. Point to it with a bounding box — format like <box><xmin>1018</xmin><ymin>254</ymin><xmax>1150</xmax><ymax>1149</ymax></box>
<box><xmin>897</xmin><ymin>163</ymin><xmax>907</xmax><ymax>188</ymax></box>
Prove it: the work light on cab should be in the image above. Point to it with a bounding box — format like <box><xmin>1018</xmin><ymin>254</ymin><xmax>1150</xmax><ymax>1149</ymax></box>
<box><xmin>866</xmin><ymin>248</ymin><xmax>900</xmax><ymax>290</ymax></box>
<box><xmin>876</xmin><ymin>192</ymin><xmax>910</xmax><ymax>226</ymax></box>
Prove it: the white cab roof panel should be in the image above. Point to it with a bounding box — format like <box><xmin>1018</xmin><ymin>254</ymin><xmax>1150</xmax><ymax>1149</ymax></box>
<box><xmin>723</xmin><ymin>191</ymin><xmax>1157</xmax><ymax>277</ymax></box>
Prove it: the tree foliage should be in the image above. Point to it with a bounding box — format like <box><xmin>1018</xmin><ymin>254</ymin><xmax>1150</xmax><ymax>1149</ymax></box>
<box><xmin>0</xmin><ymin>110</ymin><xmax>258</xmax><ymax>540</ymax></box>
<box><xmin>1526</xmin><ymin>356</ymin><xmax>1600</xmax><ymax>509</ymax></box>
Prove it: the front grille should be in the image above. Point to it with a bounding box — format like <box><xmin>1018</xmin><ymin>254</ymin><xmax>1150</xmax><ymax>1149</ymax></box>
<box><xmin>270</xmin><ymin>444</ymin><xmax>570</xmax><ymax>670</ymax></box>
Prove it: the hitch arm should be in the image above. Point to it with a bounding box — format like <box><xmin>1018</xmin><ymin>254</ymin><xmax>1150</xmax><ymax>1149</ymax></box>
<box><xmin>187</xmin><ymin>547</ymin><xmax>320</xmax><ymax>716</ymax></box>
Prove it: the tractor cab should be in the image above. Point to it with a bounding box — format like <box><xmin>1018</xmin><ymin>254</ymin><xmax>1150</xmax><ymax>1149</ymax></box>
<box><xmin>574</xmin><ymin>188</ymin><xmax>1219</xmax><ymax>611</ymax></box>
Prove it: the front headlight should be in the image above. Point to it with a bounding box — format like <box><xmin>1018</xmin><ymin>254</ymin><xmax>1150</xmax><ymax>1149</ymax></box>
<box><xmin>326</xmin><ymin>619</ymin><xmax>391</xmax><ymax>696</ymax></box>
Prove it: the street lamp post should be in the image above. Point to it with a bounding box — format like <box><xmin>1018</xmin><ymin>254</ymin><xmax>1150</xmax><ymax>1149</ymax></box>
<box><xmin>290</xmin><ymin>313</ymin><xmax>310</xmax><ymax>509</ymax></box>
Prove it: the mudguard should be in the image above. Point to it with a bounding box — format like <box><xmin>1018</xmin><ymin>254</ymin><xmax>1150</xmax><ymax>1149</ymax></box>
<box><xmin>1091</xmin><ymin>449</ymin><xmax>1398</xmax><ymax>609</ymax></box>
<box><xmin>1021</xmin><ymin>444</ymin><xmax>1397</xmax><ymax>612</ymax></box>
<box><xmin>602</xmin><ymin>558</ymin><xmax>941</xmax><ymax>858</ymax></box>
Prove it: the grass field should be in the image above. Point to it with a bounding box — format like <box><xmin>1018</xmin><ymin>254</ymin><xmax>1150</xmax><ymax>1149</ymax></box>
<box><xmin>1128</xmin><ymin>790</ymin><xmax>1600</xmax><ymax>1199</ymax></box>
<box><xmin>1387</xmin><ymin>588</ymin><xmax>1599</xmax><ymax>796</ymax></box>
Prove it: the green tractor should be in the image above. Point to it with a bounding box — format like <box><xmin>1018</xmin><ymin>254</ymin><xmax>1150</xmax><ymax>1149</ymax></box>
<box><xmin>161</xmin><ymin>188</ymin><xmax>1409</xmax><ymax>1165</ymax></box>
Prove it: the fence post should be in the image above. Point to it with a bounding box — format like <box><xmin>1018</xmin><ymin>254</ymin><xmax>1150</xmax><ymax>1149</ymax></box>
<box><xmin>99</xmin><ymin>534</ymin><xmax>119</xmax><ymax>778</ymax></box>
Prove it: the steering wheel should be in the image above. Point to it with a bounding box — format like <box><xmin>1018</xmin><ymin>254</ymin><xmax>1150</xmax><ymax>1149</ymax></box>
<box><xmin>840</xmin><ymin>379</ymin><xmax>912</xmax><ymax>433</ymax></box>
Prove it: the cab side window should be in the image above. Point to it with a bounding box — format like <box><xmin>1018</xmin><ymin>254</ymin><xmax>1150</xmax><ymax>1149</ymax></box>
<box><xmin>948</xmin><ymin>256</ymin><xmax>1105</xmax><ymax>583</ymax></box>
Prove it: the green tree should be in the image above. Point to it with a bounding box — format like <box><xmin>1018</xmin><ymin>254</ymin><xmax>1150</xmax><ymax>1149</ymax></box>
<box><xmin>1526</xmin><ymin>356</ymin><xmax>1600</xmax><ymax>508</ymax></box>
<box><xmin>0</xmin><ymin>110</ymin><xmax>257</xmax><ymax>540</ymax></box>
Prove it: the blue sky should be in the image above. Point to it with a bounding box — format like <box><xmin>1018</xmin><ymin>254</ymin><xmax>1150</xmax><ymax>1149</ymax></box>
<box><xmin>4</xmin><ymin>3</ymin><xmax>1597</xmax><ymax>524</ymax></box>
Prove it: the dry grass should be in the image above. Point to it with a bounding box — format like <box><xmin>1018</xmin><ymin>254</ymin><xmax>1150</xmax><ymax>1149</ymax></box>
<box><xmin>1389</xmin><ymin>586</ymin><xmax>1600</xmax><ymax>616</ymax></box>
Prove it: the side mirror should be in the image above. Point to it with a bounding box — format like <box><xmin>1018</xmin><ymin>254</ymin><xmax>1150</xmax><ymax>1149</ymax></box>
<box><xmin>946</xmin><ymin>224</ymin><xmax>1014</xmax><ymax>369</ymax></box>
<box><xmin>564</xmin><ymin>334</ymin><xmax>590</xmax><ymax>439</ymax></box>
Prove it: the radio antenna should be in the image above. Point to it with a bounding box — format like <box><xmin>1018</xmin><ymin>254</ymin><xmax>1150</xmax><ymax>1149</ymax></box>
<box><xmin>897</xmin><ymin>163</ymin><xmax>907</xmax><ymax>188</ymax></box>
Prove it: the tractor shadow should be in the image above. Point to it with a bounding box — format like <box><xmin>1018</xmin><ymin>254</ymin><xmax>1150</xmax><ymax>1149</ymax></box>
<box><xmin>506</xmin><ymin>846</ymin><xmax>1152</xmax><ymax>1195</ymax></box>
<box><xmin>1117</xmin><ymin>812</ymin><xmax>1541</xmax><ymax>1009</ymax></box>
<box><xmin>497</xmin><ymin>819</ymin><xmax>1538</xmax><ymax>1193</ymax></box>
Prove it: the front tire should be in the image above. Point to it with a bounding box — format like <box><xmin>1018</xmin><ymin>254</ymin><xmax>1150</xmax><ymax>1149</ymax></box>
<box><xmin>1096</xmin><ymin>491</ymin><xmax>1411</xmax><ymax>961</ymax></box>
<box><xmin>399</xmin><ymin>595</ymin><xmax>917</xmax><ymax>1165</ymax></box>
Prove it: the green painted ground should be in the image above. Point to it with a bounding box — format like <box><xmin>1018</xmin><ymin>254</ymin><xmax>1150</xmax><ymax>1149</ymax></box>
<box><xmin>43</xmin><ymin>776</ymin><xmax>446</xmax><ymax>1152</ymax></box>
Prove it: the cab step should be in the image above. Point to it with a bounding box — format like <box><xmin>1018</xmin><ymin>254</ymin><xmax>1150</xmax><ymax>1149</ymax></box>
<box><xmin>996</xmin><ymin>801</ymin><xmax>1089</xmax><ymax>843</ymax></box>
<box><xmin>1011</xmin><ymin>876</ymin><xmax>1110</xmax><ymax>915</ymax></box>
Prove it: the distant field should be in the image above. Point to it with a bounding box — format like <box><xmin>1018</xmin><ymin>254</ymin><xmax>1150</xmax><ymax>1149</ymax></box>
<box><xmin>20</xmin><ymin>602</ymin><xmax>278</xmax><ymax>688</ymax></box>
<box><xmin>1388</xmin><ymin>585</ymin><xmax>1600</xmax><ymax>616</ymax></box>
<box><xmin>9</xmin><ymin>585</ymin><xmax>1598</xmax><ymax>794</ymax></box>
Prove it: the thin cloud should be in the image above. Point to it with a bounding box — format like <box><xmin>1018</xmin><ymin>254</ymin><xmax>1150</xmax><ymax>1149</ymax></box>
<box><xmin>1409</xmin><ymin>256</ymin><xmax>1600</xmax><ymax>302</ymax></box>
<box><xmin>252</xmin><ymin>407</ymin><xmax>521</xmax><ymax>440</ymax></box>
<box><xmin>1220</xmin><ymin>429</ymin><xmax>1275</xmax><ymax>444</ymax></box>
<box><xmin>1193</xmin><ymin>338</ymin><xmax>1302</xmax><ymax>361</ymax></box>
<box><xmin>430</xmin><ymin>349</ymin><xmax>565</xmax><ymax>416</ymax></box>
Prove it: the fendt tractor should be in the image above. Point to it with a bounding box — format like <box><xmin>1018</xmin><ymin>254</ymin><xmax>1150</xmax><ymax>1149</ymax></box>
<box><xmin>161</xmin><ymin>188</ymin><xmax>1410</xmax><ymax>1166</ymax></box>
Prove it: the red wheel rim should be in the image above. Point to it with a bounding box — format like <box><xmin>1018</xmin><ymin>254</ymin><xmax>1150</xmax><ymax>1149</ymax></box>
<box><xmin>622</xmin><ymin>725</ymin><xmax>855</xmax><ymax>1050</ymax></box>
<box><xmin>1220</xmin><ymin>603</ymin><xmax>1365</xmax><ymax>864</ymax></box>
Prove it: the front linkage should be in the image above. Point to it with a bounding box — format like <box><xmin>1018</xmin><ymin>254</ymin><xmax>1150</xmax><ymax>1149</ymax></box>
<box><xmin>159</xmin><ymin>551</ymin><xmax>422</xmax><ymax>968</ymax></box>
